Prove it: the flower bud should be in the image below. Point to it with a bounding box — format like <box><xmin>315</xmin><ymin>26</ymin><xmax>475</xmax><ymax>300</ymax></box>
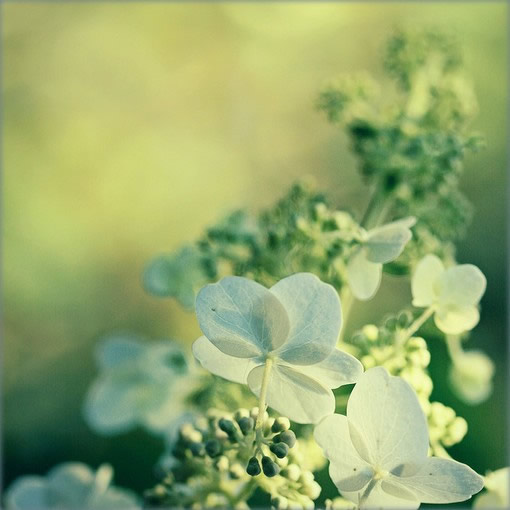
<box><xmin>205</xmin><ymin>439</ymin><xmax>222</xmax><ymax>458</ymax></box>
<box><xmin>270</xmin><ymin>442</ymin><xmax>290</xmax><ymax>458</ymax></box>
<box><xmin>262</xmin><ymin>456</ymin><xmax>281</xmax><ymax>477</ymax></box>
<box><xmin>272</xmin><ymin>417</ymin><xmax>291</xmax><ymax>433</ymax></box>
<box><xmin>246</xmin><ymin>457</ymin><xmax>261</xmax><ymax>476</ymax></box>
<box><xmin>282</xmin><ymin>464</ymin><xmax>301</xmax><ymax>482</ymax></box>
<box><xmin>275</xmin><ymin>430</ymin><xmax>296</xmax><ymax>448</ymax></box>
<box><xmin>362</xmin><ymin>324</ymin><xmax>379</xmax><ymax>342</ymax></box>
<box><xmin>238</xmin><ymin>417</ymin><xmax>255</xmax><ymax>436</ymax></box>
<box><xmin>271</xmin><ymin>496</ymin><xmax>289</xmax><ymax>509</ymax></box>
<box><xmin>189</xmin><ymin>442</ymin><xmax>205</xmax><ymax>457</ymax></box>
<box><xmin>215</xmin><ymin>455</ymin><xmax>229</xmax><ymax>471</ymax></box>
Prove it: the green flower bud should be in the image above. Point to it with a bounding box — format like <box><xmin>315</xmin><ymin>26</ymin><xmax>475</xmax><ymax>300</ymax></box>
<box><xmin>272</xmin><ymin>417</ymin><xmax>291</xmax><ymax>433</ymax></box>
<box><xmin>189</xmin><ymin>442</ymin><xmax>205</xmax><ymax>457</ymax></box>
<box><xmin>270</xmin><ymin>442</ymin><xmax>290</xmax><ymax>459</ymax></box>
<box><xmin>246</xmin><ymin>457</ymin><xmax>261</xmax><ymax>476</ymax></box>
<box><xmin>271</xmin><ymin>496</ymin><xmax>289</xmax><ymax>509</ymax></box>
<box><xmin>262</xmin><ymin>456</ymin><xmax>281</xmax><ymax>477</ymax></box>
<box><xmin>238</xmin><ymin>417</ymin><xmax>255</xmax><ymax>435</ymax></box>
<box><xmin>398</xmin><ymin>311</ymin><xmax>413</xmax><ymax>328</ymax></box>
<box><xmin>275</xmin><ymin>430</ymin><xmax>296</xmax><ymax>448</ymax></box>
<box><xmin>205</xmin><ymin>439</ymin><xmax>222</xmax><ymax>458</ymax></box>
<box><xmin>218</xmin><ymin>418</ymin><xmax>236</xmax><ymax>436</ymax></box>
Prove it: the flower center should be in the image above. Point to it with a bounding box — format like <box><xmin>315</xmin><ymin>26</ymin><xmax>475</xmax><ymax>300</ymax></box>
<box><xmin>373</xmin><ymin>466</ymin><xmax>389</xmax><ymax>481</ymax></box>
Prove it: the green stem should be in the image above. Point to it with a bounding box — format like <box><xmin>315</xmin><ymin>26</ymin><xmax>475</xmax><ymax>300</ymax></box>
<box><xmin>256</xmin><ymin>357</ymin><xmax>274</xmax><ymax>430</ymax></box>
<box><xmin>445</xmin><ymin>334</ymin><xmax>463</xmax><ymax>363</ymax></box>
<box><xmin>399</xmin><ymin>306</ymin><xmax>435</xmax><ymax>343</ymax></box>
<box><xmin>232</xmin><ymin>478</ymin><xmax>258</xmax><ymax>505</ymax></box>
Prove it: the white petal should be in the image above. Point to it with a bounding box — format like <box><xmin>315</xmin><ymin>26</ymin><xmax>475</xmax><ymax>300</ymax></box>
<box><xmin>196</xmin><ymin>277</ymin><xmax>290</xmax><ymax>357</ymax></box>
<box><xmin>192</xmin><ymin>336</ymin><xmax>258</xmax><ymax>384</ymax></box>
<box><xmin>96</xmin><ymin>336</ymin><xmax>145</xmax><ymax>370</ymax></box>
<box><xmin>346</xmin><ymin>367</ymin><xmax>429</xmax><ymax>471</ymax></box>
<box><xmin>365</xmin><ymin>217</ymin><xmax>415</xmax><ymax>263</ymax></box>
<box><xmin>342</xmin><ymin>480</ymin><xmax>419</xmax><ymax>509</ymax></box>
<box><xmin>437</xmin><ymin>264</ymin><xmax>486</xmax><ymax>306</ymax></box>
<box><xmin>47</xmin><ymin>463</ymin><xmax>96</xmax><ymax>505</ymax></box>
<box><xmin>270</xmin><ymin>273</ymin><xmax>342</xmax><ymax>365</ymax></box>
<box><xmin>90</xmin><ymin>488</ymin><xmax>140</xmax><ymax>509</ymax></box>
<box><xmin>411</xmin><ymin>255</ymin><xmax>444</xmax><ymax>307</ymax></box>
<box><xmin>395</xmin><ymin>457</ymin><xmax>484</xmax><ymax>504</ymax></box>
<box><xmin>83</xmin><ymin>373</ymin><xmax>141</xmax><ymax>435</ymax></box>
<box><xmin>346</xmin><ymin>249</ymin><xmax>382</xmax><ymax>301</ymax></box>
<box><xmin>314</xmin><ymin>414</ymin><xmax>374</xmax><ymax>492</ymax></box>
<box><xmin>294</xmin><ymin>349</ymin><xmax>363</xmax><ymax>389</ymax></box>
<box><xmin>4</xmin><ymin>477</ymin><xmax>49</xmax><ymax>509</ymax></box>
<box><xmin>247</xmin><ymin>363</ymin><xmax>335</xmax><ymax>423</ymax></box>
<box><xmin>435</xmin><ymin>304</ymin><xmax>480</xmax><ymax>334</ymax></box>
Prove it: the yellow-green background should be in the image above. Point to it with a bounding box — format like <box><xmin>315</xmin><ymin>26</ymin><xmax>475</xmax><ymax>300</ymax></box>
<box><xmin>2</xmin><ymin>1</ymin><xmax>507</xmax><ymax>500</ymax></box>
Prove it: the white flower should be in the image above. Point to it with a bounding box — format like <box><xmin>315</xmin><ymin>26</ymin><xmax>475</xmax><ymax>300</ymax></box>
<box><xmin>4</xmin><ymin>463</ymin><xmax>140</xmax><ymax>509</ymax></box>
<box><xmin>192</xmin><ymin>273</ymin><xmax>363</xmax><ymax>424</ymax></box>
<box><xmin>347</xmin><ymin>218</ymin><xmax>415</xmax><ymax>300</ymax></box>
<box><xmin>411</xmin><ymin>254</ymin><xmax>486</xmax><ymax>334</ymax></box>
<box><xmin>84</xmin><ymin>335</ymin><xmax>193</xmax><ymax>435</ymax></box>
<box><xmin>474</xmin><ymin>467</ymin><xmax>509</xmax><ymax>508</ymax></box>
<box><xmin>314</xmin><ymin>367</ymin><xmax>483</xmax><ymax>509</ymax></box>
<box><xmin>449</xmin><ymin>350</ymin><xmax>495</xmax><ymax>405</ymax></box>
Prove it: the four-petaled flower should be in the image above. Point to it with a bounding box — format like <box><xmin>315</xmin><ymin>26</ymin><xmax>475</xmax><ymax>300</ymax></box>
<box><xmin>347</xmin><ymin>218</ymin><xmax>416</xmax><ymax>300</ymax></box>
<box><xmin>315</xmin><ymin>367</ymin><xmax>483</xmax><ymax>509</ymax></box>
<box><xmin>411</xmin><ymin>254</ymin><xmax>486</xmax><ymax>334</ymax></box>
<box><xmin>4</xmin><ymin>463</ymin><xmax>140</xmax><ymax>509</ymax></box>
<box><xmin>192</xmin><ymin>273</ymin><xmax>363</xmax><ymax>424</ymax></box>
<box><xmin>84</xmin><ymin>335</ymin><xmax>191</xmax><ymax>435</ymax></box>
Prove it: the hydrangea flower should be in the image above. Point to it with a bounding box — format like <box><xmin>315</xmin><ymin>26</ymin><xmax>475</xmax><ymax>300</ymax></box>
<box><xmin>4</xmin><ymin>463</ymin><xmax>140</xmax><ymax>509</ymax></box>
<box><xmin>84</xmin><ymin>335</ymin><xmax>192</xmax><ymax>435</ymax></box>
<box><xmin>192</xmin><ymin>273</ymin><xmax>363</xmax><ymax>424</ymax></box>
<box><xmin>314</xmin><ymin>367</ymin><xmax>483</xmax><ymax>509</ymax></box>
<box><xmin>448</xmin><ymin>350</ymin><xmax>495</xmax><ymax>405</ymax></box>
<box><xmin>474</xmin><ymin>467</ymin><xmax>509</xmax><ymax>508</ymax></box>
<box><xmin>411</xmin><ymin>254</ymin><xmax>486</xmax><ymax>334</ymax></box>
<box><xmin>347</xmin><ymin>218</ymin><xmax>415</xmax><ymax>300</ymax></box>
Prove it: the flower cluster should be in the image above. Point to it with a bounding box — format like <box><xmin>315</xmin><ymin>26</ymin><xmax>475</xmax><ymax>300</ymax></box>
<box><xmin>146</xmin><ymin>409</ymin><xmax>321</xmax><ymax>509</ymax></box>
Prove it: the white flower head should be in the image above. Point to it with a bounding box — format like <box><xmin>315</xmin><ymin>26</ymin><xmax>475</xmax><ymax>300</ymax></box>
<box><xmin>474</xmin><ymin>467</ymin><xmax>509</xmax><ymax>508</ymax></box>
<box><xmin>449</xmin><ymin>350</ymin><xmax>495</xmax><ymax>405</ymax></box>
<box><xmin>192</xmin><ymin>273</ymin><xmax>363</xmax><ymax>424</ymax></box>
<box><xmin>347</xmin><ymin>217</ymin><xmax>416</xmax><ymax>300</ymax></box>
<box><xmin>4</xmin><ymin>463</ymin><xmax>140</xmax><ymax>509</ymax></box>
<box><xmin>314</xmin><ymin>367</ymin><xmax>483</xmax><ymax>509</ymax></box>
<box><xmin>411</xmin><ymin>254</ymin><xmax>486</xmax><ymax>334</ymax></box>
<box><xmin>84</xmin><ymin>335</ymin><xmax>192</xmax><ymax>435</ymax></box>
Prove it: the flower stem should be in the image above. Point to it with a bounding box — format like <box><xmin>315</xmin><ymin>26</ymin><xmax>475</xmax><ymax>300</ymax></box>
<box><xmin>256</xmin><ymin>357</ymin><xmax>274</xmax><ymax>430</ymax></box>
<box><xmin>445</xmin><ymin>334</ymin><xmax>463</xmax><ymax>363</ymax></box>
<box><xmin>400</xmin><ymin>306</ymin><xmax>435</xmax><ymax>343</ymax></box>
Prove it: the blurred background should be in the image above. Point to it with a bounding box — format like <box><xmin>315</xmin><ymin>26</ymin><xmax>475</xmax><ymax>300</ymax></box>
<box><xmin>2</xmin><ymin>1</ymin><xmax>507</xmax><ymax>500</ymax></box>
